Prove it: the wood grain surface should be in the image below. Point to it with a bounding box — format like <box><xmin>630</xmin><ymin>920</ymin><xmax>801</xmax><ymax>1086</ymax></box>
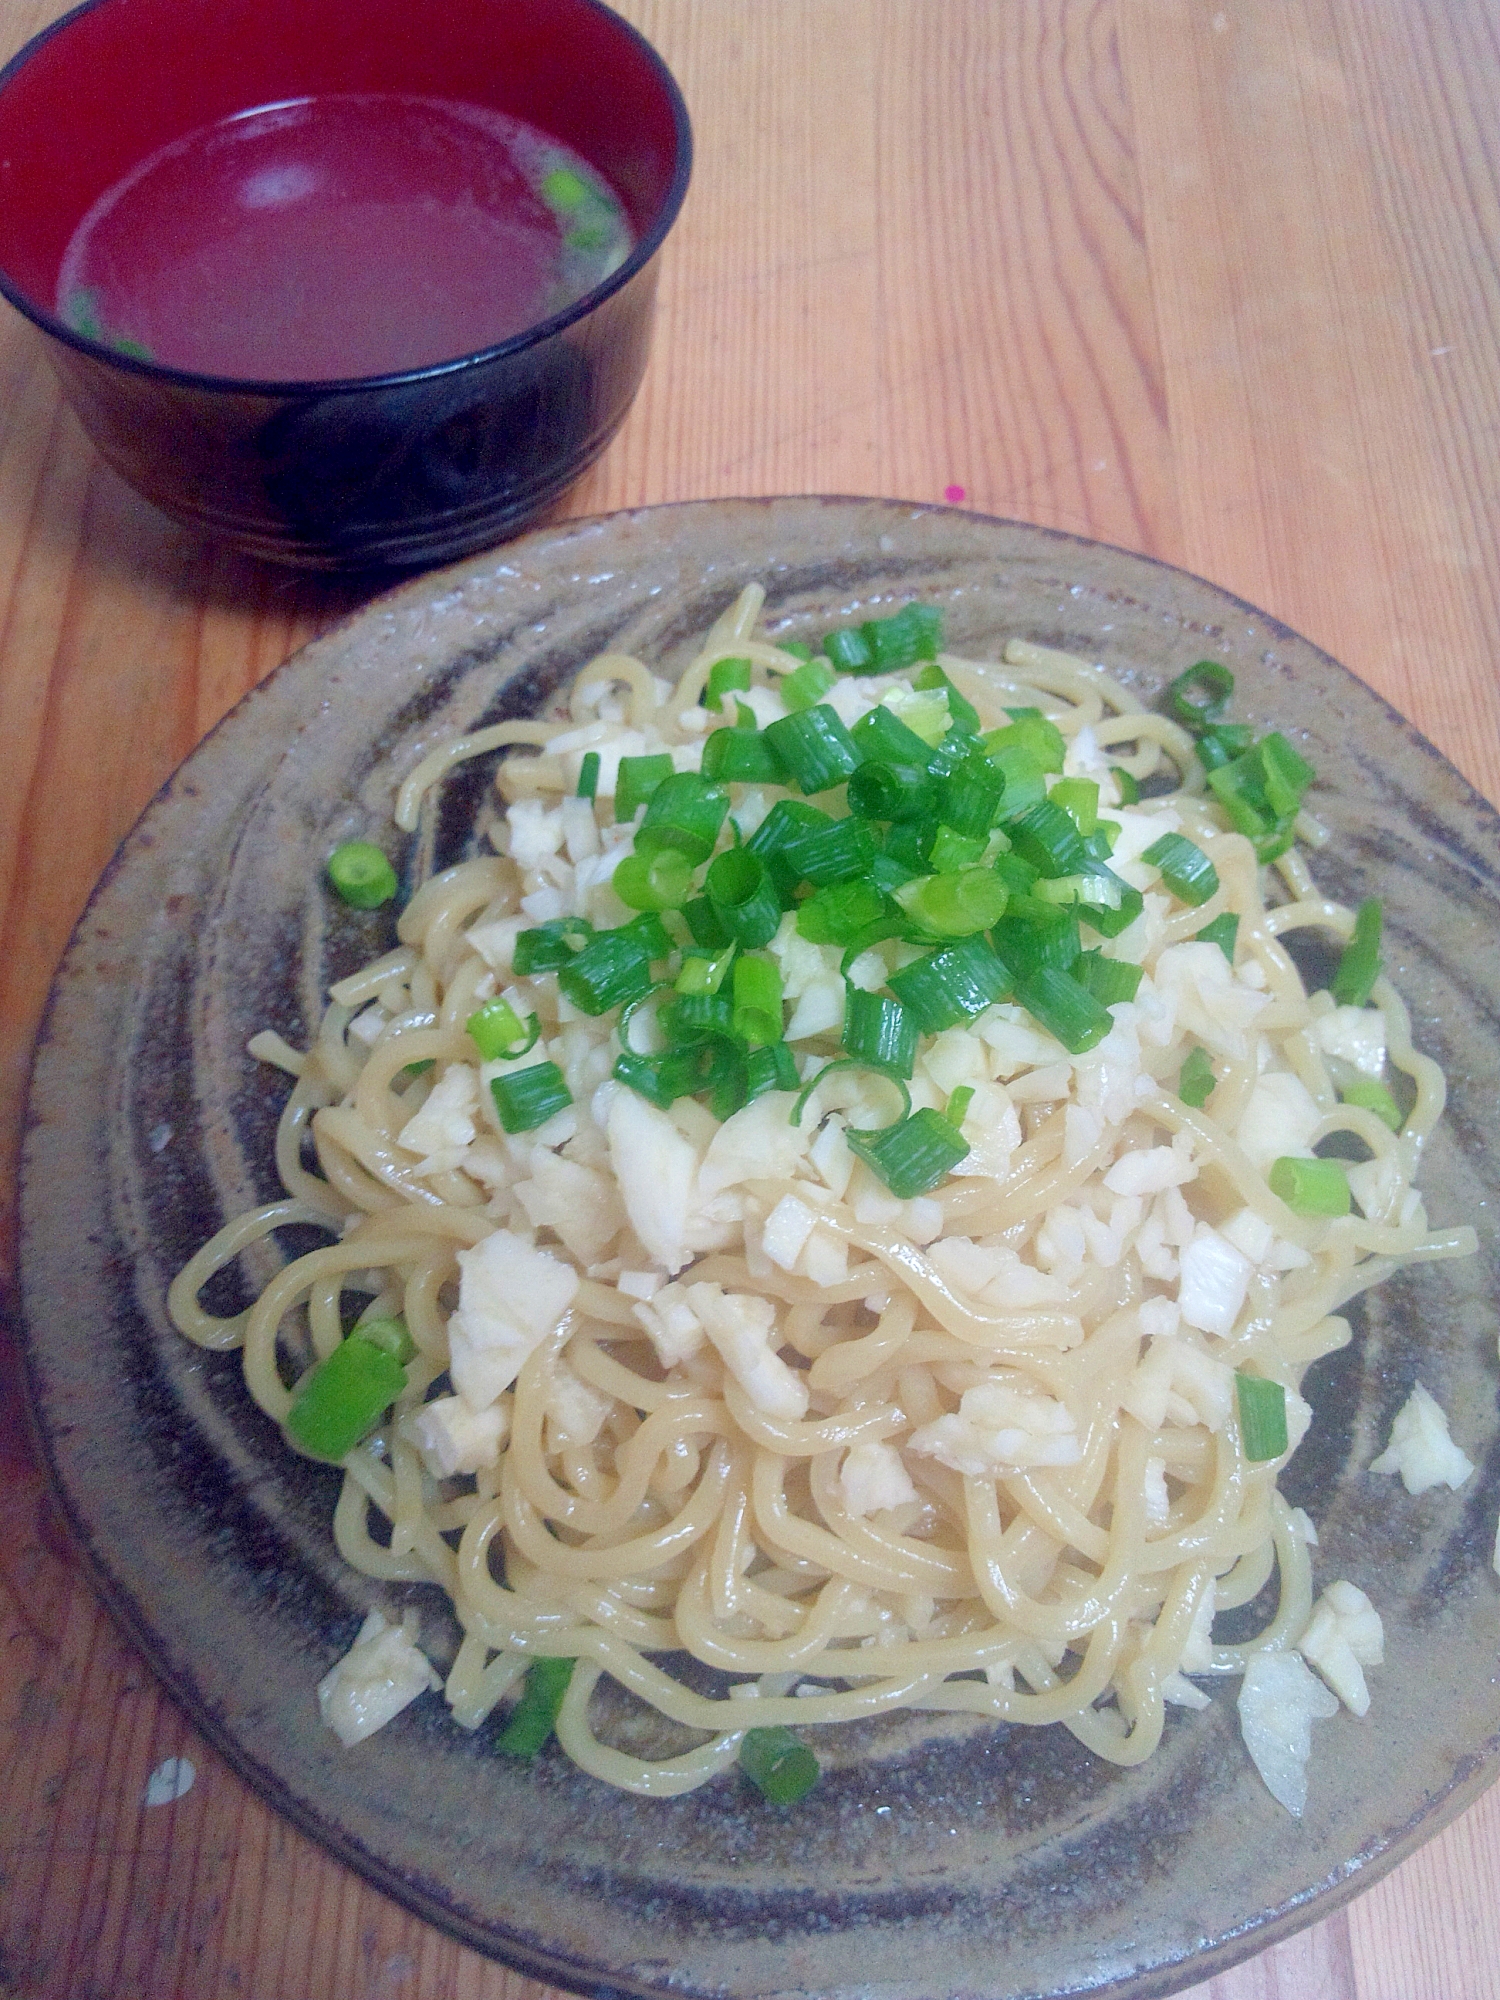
<box><xmin>2</xmin><ymin>2</ymin><xmax>1497</xmax><ymax>1996</ymax></box>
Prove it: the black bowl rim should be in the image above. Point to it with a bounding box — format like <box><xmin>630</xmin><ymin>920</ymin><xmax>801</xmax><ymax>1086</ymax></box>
<box><xmin>0</xmin><ymin>0</ymin><xmax>693</xmax><ymax>396</ymax></box>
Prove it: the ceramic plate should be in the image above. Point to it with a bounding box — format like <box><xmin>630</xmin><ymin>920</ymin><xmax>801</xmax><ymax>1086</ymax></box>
<box><xmin>18</xmin><ymin>499</ymin><xmax>1500</xmax><ymax>2000</ymax></box>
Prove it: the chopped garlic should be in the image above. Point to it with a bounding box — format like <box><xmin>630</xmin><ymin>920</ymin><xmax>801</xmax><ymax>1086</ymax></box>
<box><xmin>1177</xmin><ymin>1227</ymin><xmax>1252</xmax><ymax>1338</ymax></box>
<box><xmin>686</xmin><ymin>1282</ymin><xmax>809</xmax><ymax>1421</ymax></box>
<box><xmin>408</xmin><ymin>1394</ymin><xmax>507</xmax><ymax>1478</ymax></box>
<box><xmin>1297</xmin><ymin>1581</ymin><xmax>1384</xmax><ymax>1717</ymax></box>
<box><xmin>318</xmin><ymin>1609</ymin><xmax>440</xmax><ymax>1748</ymax></box>
<box><xmin>909</xmin><ymin>1377</ymin><xmax>1081</xmax><ymax>1475</ymax></box>
<box><xmin>1237</xmin><ymin>1649</ymin><xmax>1339</xmax><ymax>1816</ymax></box>
<box><xmin>396</xmin><ymin>1063</ymin><xmax>479</xmax><ymax>1173</ymax></box>
<box><xmin>840</xmin><ymin>1440</ymin><xmax>919</xmax><ymax>1516</ymax></box>
<box><xmin>1313</xmin><ymin>1005</ymin><xmax>1387</xmax><ymax>1079</ymax></box>
<box><xmin>446</xmin><ymin>1229</ymin><xmax>579</xmax><ymax>1409</ymax></box>
<box><xmin>1369</xmin><ymin>1381</ymin><xmax>1474</xmax><ymax>1494</ymax></box>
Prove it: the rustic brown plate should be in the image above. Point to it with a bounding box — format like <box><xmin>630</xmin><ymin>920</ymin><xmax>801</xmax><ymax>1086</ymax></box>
<box><xmin>18</xmin><ymin>498</ymin><xmax>1500</xmax><ymax>2000</ymax></box>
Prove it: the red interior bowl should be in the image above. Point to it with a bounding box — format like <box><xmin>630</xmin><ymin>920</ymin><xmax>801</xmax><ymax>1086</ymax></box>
<box><xmin>0</xmin><ymin>0</ymin><xmax>691</xmax><ymax>568</ymax></box>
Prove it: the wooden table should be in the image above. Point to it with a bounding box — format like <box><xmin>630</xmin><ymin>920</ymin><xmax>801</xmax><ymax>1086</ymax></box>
<box><xmin>2</xmin><ymin>2</ymin><xmax>1497</xmax><ymax>1995</ymax></box>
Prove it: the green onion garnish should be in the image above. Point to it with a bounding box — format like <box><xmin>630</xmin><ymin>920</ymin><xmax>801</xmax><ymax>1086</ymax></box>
<box><xmin>1269</xmin><ymin>1154</ymin><xmax>1351</xmax><ymax>1217</ymax></box>
<box><xmin>1194</xmin><ymin>722</ymin><xmax>1254</xmax><ymax>773</ymax></box>
<box><xmin>946</xmin><ymin>1084</ymin><xmax>975</xmax><ymax>1127</ymax></box>
<box><xmin>863</xmin><ymin>603</ymin><xmax>944</xmax><ymax>671</ymax></box>
<box><xmin>911</xmin><ymin>662</ymin><xmax>979</xmax><ymax>733</ymax></box>
<box><xmin>327</xmin><ymin>840</ymin><xmax>398</xmax><ymax>910</ymax></box>
<box><xmin>1236</xmin><ymin>1373</ymin><xmax>1288</xmax><ymax>1462</ymax></box>
<box><xmin>635</xmin><ymin>773</ymin><xmax>730</xmax><ymax>865</ymax></box>
<box><xmin>614</xmin><ymin>753</ymin><xmax>674</xmax><ymax>821</ymax></box>
<box><xmin>744</xmin><ymin>1040</ymin><xmax>800</xmax><ymax>1100</ymax></box>
<box><xmin>985</xmin><ymin>709</ymin><xmax>1066</xmax><ymax>775</ymax></box>
<box><xmin>577</xmin><ymin>751</ymin><xmax>600</xmax><ymax>799</ymax></box>
<box><xmin>352</xmin><ymin>1314</ymin><xmax>416</xmax><ymax>1363</ymax></box>
<box><xmin>286</xmin><ymin>1333</ymin><xmax>407</xmax><ymax>1459</ymax></box>
<box><xmin>1331</xmin><ymin>897</ymin><xmax>1383</xmax><ymax>1006</ymax></box>
<box><xmin>1049</xmin><ymin>777</ymin><xmax>1099</xmax><ymax>836</ymax></box>
<box><xmin>982</xmin><ymin>741</ymin><xmax>1047</xmax><ymax>819</ymax></box>
<box><xmin>782</xmin><ymin>658</ymin><xmax>837</xmax><ymax>710</ymax></box>
<box><xmin>497</xmin><ymin>1656</ymin><xmax>576</xmax><ymax>1758</ymax></box>
<box><xmin>1340</xmin><ymin>1077</ymin><xmax>1402</xmax><ymax>1131</ymax></box>
<box><xmin>1178</xmin><ymin>1045</ymin><xmax>1216</xmax><ymax>1107</ymax></box>
<box><xmin>614</xmin><ymin>1045</ymin><xmax>713</xmax><ymax>1109</ymax></box>
<box><xmin>705</xmin><ymin>847</ymin><xmax>783</xmax><ymax>948</ymax></box>
<box><xmin>842</xmin><ymin>988</ymin><xmax>918</xmax><ymax>1077</ymax></box>
<box><xmin>700</xmin><ymin>724</ymin><xmax>785</xmax><ymax>783</ymax></box>
<box><xmin>676</xmin><ymin>946</ymin><xmax>735</xmax><ymax>995</ymax></box>
<box><xmin>991</xmin><ymin>897</ymin><xmax>1081</xmax><ymax>976</ymax></box>
<box><xmin>887</xmin><ymin>935</ymin><xmax>1013</xmax><ymax>1032</ymax></box>
<box><xmin>467</xmin><ymin>998</ymin><xmax>541</xmax><ymax>1060</ymax></box>
<box><xmin>926</xmin><ymin>825</ymin><xmax>986</xmax><ymax>874</ymax></box>
<box><xmin>1111</xmin><ymin>765</ymin><xmax>1140</xmax><ymax>804</ymax></box>
<box><xmin>938</xmin><ymin>754</ymin><xmax>1006</xmax><ymax>838</ymax></box>
<box><xmin>739</xmin><ymin>1725</ymin><xmax>820</xmax><ymax>1804</ymax></box>
<box><xmin>1074</xmin><ymin>950</ymin><xmax>1144</xmax><ymax>1007</ymax></box>
<box><xmin>1206</xmin><ymin>733</ymin><xmax>1315</xmax><ymax>861</ymax></box>
<box><xmin>1017</xmin><ymin>966</ymin><xmax>1113</xmax><ymax>1054</ymax></box>
<box><xmin>1164</xmin><ymin>660</ymin><xmax>1234</xmax><ymax>731</ymax></box>
<box><xmin>895</xmin><ymin>866</ymin><xmax>1009</xmax><ymax>938</ymax></box>
<box><xmin>732</xmin><ymin>954</ymin><xmax>784</xmax><ymax>1046</ymax></box>
<box><xmin>1142</xmin><ymin>831</ymin><xmax>1219</xmax><ymax>906</ymax></box>
<box><xmin>762</xmin><ymin>704</ymin><xmax>863</xmax><ymax>794</ymax></box>
<box><xmin>851</xmin><ymin>703</ymin><xmax>940</xmax><ymax>772</ymax></box>
<box><xmin>556</xmin><ymin>930</ymin><xmax>654</xmax><ymax>1015</ymax></box>
<box><xmin>1008</xmin><ymin>798</ymin><xmax>1091</xmax><ymax>878</ymax></box>
<box><xmin>704</xmin><ymin>656</ymin><xmax>753</xmax><ymax>711</ymax></box>
<box><xmin>513</xmin><ymin>917</ymin><xmax>592</xmax><ymax>975</ymax></box>
<box><xmin>490</xmin><ymin>1061</ymin><xmax>573</xmax><ymax>1134</ymax></box>
<box><xmin>613</xmin><ymin>846</ymin><xmax>696</xmax><ymax>911</ymax></box>
<box><xmin>823</xmin><ymin>627</ymin><xmax>873</xmax><ymax>672</ymax></box>
<box><xmin>796</xmin><ymin>877</ymin><xmax>889</xmax><ymax>945</ymax></box>
<box><xmin>1196</xmin><ymin>911</ymin><xmax>1239</xmax><ymax>962</ymax></box>
<box><xmin>846</xmin><ymin>1105</ymin><xmax>970</xmax><ymax>1197</ymax></box>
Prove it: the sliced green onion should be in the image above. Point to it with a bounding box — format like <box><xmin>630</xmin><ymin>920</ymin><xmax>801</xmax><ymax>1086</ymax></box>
<box><xmin>1178</xmin><ymin>1045</ymin><xmax>1216</xmax><ymax>1107</ymax></box>
<box><xmin>621</xmin><ymin>910</ymin><xmax>674</xmax><ymax>961</ymax></box>
<box><xmin>400</xmin><ymin>1058</ymin><xmax>435</xmax><ymax>1080</ymax></box>
<box><xmin>1196</xmin><ymin>911</ymin><xmax>1239</xmax><ymax>962</ymax></box>
<box><xmin>732</xmin><ymin>954</ymin><xmax>784</xmax><ymax>1046</ymax></box>
<box><xmin>1164</xmin><ymin>660</ymin><xmax>1234</xmax><ymax>731</ymax></box>
<box><xmin>939</xmin><ymin>754</ymin><xmax>1006</xmax><ymax>838</ymax></box>
<box><xmin>992</xmin><ymin>898</ymin><xmax>1081</xmax><ymax>976</ymax></box>
<box><xmin>634</xmin><ymin>772</ymin><xmax>730</xmax><ymax>865</ymax></box>
<box><xmin>1236</xmin><ymin>1373</ymin><xmax>1288</xmax><ymax>1462</ymax></box>
<box><xmin>763</xmin><ymin>704</ymin><xmax>863</xmax><ymax>794</ymax></box>
<box><xmin>704</xmin><ymin>656</ymin><xmax>753</xmax><ymax>711</ymax></box>
<box><xmin>879</xmin><ymin>684</ymin><xmax>952</xmax><ymax>748</ymax></box>
<box><xmin>497</xmin><ymin>1656</ymin><xmax>576</xmax><ymax>1758</ymax></box>
<box><xmin>1111</xmin><ymin>765</ymin><xmax>1140</xmax><ymax>804</ymax></box>
<box><xmin>467</xmin><ymin>998</ymin><xmax>541</xmax><ymax>1060</ymax></box>
<box><xmin>984</xmin><ymin>741</ymin><xmax>1048</xmax><ymax>819</ymax></box>
<box><xmin>986</xmin><ymin>709</ymin><xmax>1066</xmax><ymax>775</ymax></box>
<box><xmin>823</xmin><ymin>626</ymin><xmax>874</xmax><ymax>672</ymax></box>
<box><xmin>945</xmin><ymin>1084</ymin><xmax>975</xmax><ymax>1127</ymax></box>
<box><xmin>779</xmin><ymin>640</ymin><xmax>814</xmax><ymax>663</ymax></box>
<box><xmin>744</xmin><ymin>1041</ymin><xmax>800</xmax><ymax>1100</ymax></box>
<box><xmin>1074</xmin><ymin>950</ymin><xmax>1143</xmax><ymax>1007</ymax></box>
<box><xmin>926</xmin><ymin>825</ymin><xmax>987</xmax><ymax>873</ymax></box>
<box><xmin>851</xmin><ymin>703</ymin><xmax>940</xmax><ymax>771</ymax></box>
<box><xmin>705</xmin><ymin>847</ymin><xmax>783</xmax><ymax>948</ymax></box>
<box><xmin>286</xmin><ymin>1334</ymin><xmax>406</xmax><ymax>1459</ymax></box>
<box><xmin>846</xmin><ymin>1105</ymin><xmax>970</xmax><ymax>1197</ymax></box>
<box><xmin>785</xmin><ymin>815</ymin><xmax>877</xmax><ymax>887</ymax></box>
<box><xmin>993</xmin><ymin>850</ymin><xmax>1040</xmax><ymax>897</ymax></box>
<box><xmin>1082</xmin><ymin>821</ymin><xmax>1118</xmax><ymax>859</ymax></box>
<box><xmin>676</xmin><ymin>946</ymin><xmax>735</xmax><ymax>995</ymax></box>
<box><xmin>782</xmin><ymin>658</ymin><xmax>837</xmax><ymax>710</ymax></box>
<box><xmin>541</xmin><ymin>167</ymin><xmax>591</xmax><ymax>210</ymax></box>
<box><xmin>896</xmin><ymin>867</ymin><xmax>1008</xmax><ymax>938</ymax></box>
<box><xmin>796</xmin><ymin>877</ymin><xmax>889</xmax><ymax>945</ymax></box>
<box><xmin>513</xmin><ymin>916</ymin><xmax>592</xmax><ymax>974</ymax></box>
<box><xmin>791</xmin><ymin>1059</ymin><xmax>911</xmax><ymax>1130</ymax></box>
<box><xmin>491</xmin><ymin>1061</ymin><xmax>573</xmax><ymax>1133</ymax></box>
<box><xmin>1194</xmin><ymin>722</ymin><xmax>1253</xmax><ymax>773</ymax></box>
<box><xmin>662</xmin><ymin>991</ymin><xmax>735</xmax><ymax>1044</ymax></box>
<box><xmin>1331</xmin><ymin>898</ymin><xmax>1383</xmax><ymax>1007</ymax></box>
<box><xmin>1049</xmin><ymin>777</ymin><xmax>1099</xmax><ymax>836</ymax></box>
<box><xmin>352</xmin><ymin>1314</ymin><xmax>415</xmax><ymax>1363</ymax></box>
<box><xmin>1340</xmin><ymin>1077</ymin><xmax>1403</xmax><ymax>1131</ymax></box>
<box><xmin>1142</xmin><ymin>831</ymin><xmax>1220</xmax><ymax>906</ymax></box>
<box><xmin>1260</xmin><ymin>733</ymin><xmax>1316</xmax><ymax>817</ymax></box>
<box><xmin>842</xmin><ymin>988</ymin><xmax>918</xmax><ymax>1077</ymax></box>
<box><xmin>683</xmin><ymin>895</ymin><xmax>733</xmax><ymax>950</ymax></box>
<box><xmin>556</xmin><ymin>930</ymin><xmax>654</xmax><ymax>1014</ymax></box>
<box><xmin>846</xmin><ymin>759</ymin><xmax>936</xmax><ymax>825</ymax></box>
<box><xmin>739</xmin><ymin>1725</ymin><xmax>819</xmax><ymax>1804</ymax></box>
<box><xmin>911</xmin><ymin>661</ymin><xmax>979</xmax><ymax>733</ymax></box>
<box><xmin>1017</xmin><ymin>966</ymin><xmax>1113</xmax><ymax>1054</ymax></box>
<box><xmin>577</xmin><ymin>751</ymin><xmax>600</xmax><ymax>799</ymax></box>
<box><xmin>1269</xmin><ymin>1154</ymin><xmax>1351</xmax><ymax>1217</ymax></box>
<box><xmin>614</xmin><ymin>753</ymin><xmax>674</xmax><ymax>821</ymax></box>
<box><xmin>1008</xmin><ymin>798</ymin><xmax>1091</xmax><ymax>878</ymax></box>
<box><xmin>1074</xmin><ymin>867</ymin><xmax>1144</xmax><ymax>940</ymax></box>
<box><xmin>327</xmin><ymin>840</ymin><xmax>398</xmax><ymax>909</ymax></box>
<box><xmin>887</xmin><ymin>935</ymin><xmax>1013</xmax><ymax>1032</ymax></box>
<box><xmin>613</xmin><ymin>846</ymin><xmax>696</xmax><ymax>911</ymax></box>
<box><xmin>701</xmin><ymin>724</ymin><xmax>786</xmax><ymax>783</ymax></box>
<box><xmin>614</xmin><ymin>1045</ymin><xmax>713</xmax><ymax>1108</ymax></box>
<box><xmin>862</xmin><ymin>602</ymin><xmax>944</xmax><ymax>671</ymax></box>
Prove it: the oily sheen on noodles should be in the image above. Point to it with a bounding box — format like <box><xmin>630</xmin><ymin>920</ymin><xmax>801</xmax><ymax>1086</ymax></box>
<box><xmin>169</xmin><ymin>585</ymin><xmax>1473</xmax><ymax>1808</ymax></box>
